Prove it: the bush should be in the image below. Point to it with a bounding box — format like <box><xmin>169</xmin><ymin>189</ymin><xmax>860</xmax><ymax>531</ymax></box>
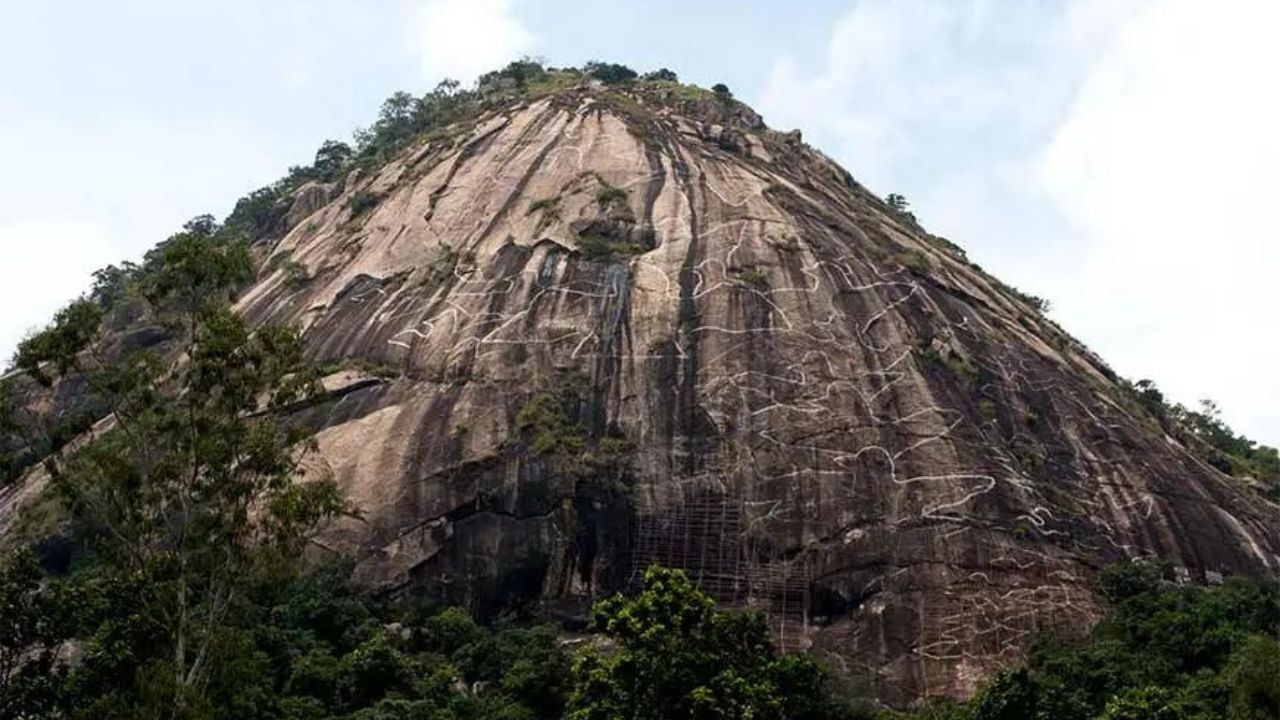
<box><xmin>643</xmin><ymin>68</ymin><xmax>679</xmax><ymax>82</ymax></box>
<box><xmin>895</xmin><ymin>250</ymin><xmax>931</xmax><ymax>276</ymax></box>
<box><xmin>576</xmin><ymin>234</ymin><xmax>647</xmax><ymax>262</ymax></box>
<box><xmin>419</xmin><ymin>606</ymin><xmax>482</xmax><ymax>654</ymax></box>
<box><xmin>585</xmin><ymin>61</ymin><xmax>638</xmax><ymax>85</ymax></box>
<box><xmin>595</xmin><ymin>184</ymin><xmax>628</xmax><ymax>209</ymax></box>
<box><xmin>516</xmin><ymin>392</ymin><xmax>585</xmax><ymax>457</ymax></box>
<box><xmin>348</xmin><ymin>191</ymin><xmax>382</xmax><ymax>217</ymax></box>
<box><xmin>1098</xmin><ymin>560</ymin><xmax>1167</xmax><ymax>603</ymax></box>
<box><xmin>977</xmin><ymin>398</ymin><xmax>998</xmax><ymax>424</ymax></box>
<box><xmin>282</xmin><ymin>259</ymin><xmax>310</xmax><ymax>289</ymax></box>
<box><xmin>566</xmin><ymin>567</ymin><xmax>867</xmax><ymax>720</ymax></box>
<box><xmin>711</xmin><ymin>83</ymin><xmax>733</xmax><ymax>98</ymax></box>
<box><xmin>479</xmin><ymin>58</ymin><xmax>548</xmax><ymax>91</ymax></box>
<box><xmin>527</xmin><ymin>196</ymin><xmax>561</xmax><ymax>218</ymax></box>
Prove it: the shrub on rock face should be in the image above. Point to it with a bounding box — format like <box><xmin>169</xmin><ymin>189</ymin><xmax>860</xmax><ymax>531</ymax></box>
<box><xmin>1098</xmin><ymin>560</ymin><xmax>1167</xmax><ymax>603</ymax></box>
<box><xmin>313</xmin><ymin>140</ymin><xmax>353</xmax><ymax>181</ymax></box>
<box><xmin>585</xmin><ymin>62</ymin><xmax>638</xmax><ymax>85</ymax></box>
<box><xmin>711</xmin><ymin>83</ymin><xmax>733</xmax><ymax>98</ymax></box>
<box><xmin>348</xmin><ymin>191</ymin><xmax>382</xmax><ymax>217</ymax></box>
<box><xmin>643</xmin><ymin>68</ymin><xmax>679</xmax><ymax>82</ymax></box>
<box><xmin>517</xmin><ymin>392</ymin><xmax>586</xmax><ymax>456</ymax></box>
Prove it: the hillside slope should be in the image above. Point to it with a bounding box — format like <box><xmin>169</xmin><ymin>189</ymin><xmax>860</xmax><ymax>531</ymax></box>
<box><xmin>7</xmin><ymin>72</ymin><xmax>1280</xmax><ymax>705</ymax></box>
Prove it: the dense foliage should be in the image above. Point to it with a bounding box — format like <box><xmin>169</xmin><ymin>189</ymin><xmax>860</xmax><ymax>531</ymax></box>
<box><xmin>0</xmin><ymin>549</ymin><xmax>868</xmax><ymax>719</ymax></box>
<box><xmin>893</xmin><ymin>562</ymin><xmax>1280</xmax><ymax>720</ymax></box>
<box><xmin>1127</xmin><ymin>380</ymin><xmax>1279</xmax><ymax>499</ymax></box>
<box><xmin>0</xmin><ymin>221</ymin><xmax>352</xmax><ymax>717</ymax></box>
<box><xmin>0</xmin><ymin>548</ymin><xmax>575</xmax><ymax>720</ymax></box>
<box><xmin>568</xmin><ymin>567</ymin><xmax>868</xmax><ymax>720</ymax></box>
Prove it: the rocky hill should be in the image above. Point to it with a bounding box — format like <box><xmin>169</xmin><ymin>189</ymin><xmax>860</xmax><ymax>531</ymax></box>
<box><xmin>5</xmin><ymin>65</ymin><xmax>1279</xmax><ymax>706</ymax></box>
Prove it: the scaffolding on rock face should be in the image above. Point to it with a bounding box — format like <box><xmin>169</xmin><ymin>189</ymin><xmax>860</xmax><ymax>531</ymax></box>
<box><xmin>745</xmin><ymin>554</ymin><xmax>812</xmax><ymax>652</ymax></box>
<box><xmin>629</xmin><ymin>482</ymin><xmax>813</xmax><ymax>651</ymax></box>
<box><xmin>630</xmin><ymin>486</ymin><xmax>747</xmax><ymax>602</ymax></box>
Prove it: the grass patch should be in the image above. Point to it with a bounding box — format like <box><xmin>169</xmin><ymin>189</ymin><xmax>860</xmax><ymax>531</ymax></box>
<box><xmin>347</xmin><ymin>190</ymin><xmax>382</xmax><ymax>217</ymax></box>
<box><xmin>895</xmin><ymin>250</ymin><xmax>932</xmax><ymax>276</ymax></box>
<box><xmin>595</xmin><ymin>184</ymin><xmax>628</xmax><ymax>209</ymax></box>
<box><xmin>516</xmin><ymin>393</ymin><xmax>586</xmax><ymax>457</ymax></box>
<box><xmin>527</xmin><ymin>196</ymin><xmax>561</xmax><ymax>217</ymax></box>
<box><xmin>926</xmin><ymin>234</ymin><xmax>968</xmax><ymax>260</ymax></box>
<box><xmin>736</xmin><ymin>268</ymin><xmax>768</xmax><ymax>286</ymax></box>
<box><xmin>282</xmin><ymin>259</ymin><xmax>310</xmax><ymax>289</ymax></box>
<box><xmin>578</xmin><ymin>234</ymin><xmax>647</xmax><ymax>262</ymax></box>
<box><xmin>977</xmin><ymin>398</ymin><xmax>998</xmax><ymax>424</ymax></box>
<box><xmin>917</xmin><ymin>338</ymin><xmax>980</xmax><ymax>387</ymax></box>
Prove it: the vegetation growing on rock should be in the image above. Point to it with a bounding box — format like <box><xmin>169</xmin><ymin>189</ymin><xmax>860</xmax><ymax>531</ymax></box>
<box><xmin>1123</xmin><ymin>379</ymin><xmax>1280</xmax><ymax>499</ymax></box>
<box><xmin>3</xmin><ymin>56</ymin><xmax>1279</xmax><ymax>714</ymax></box>
<box><xmin>890</xmin><ymin>562</ymin><xmax>1280</xmax><ymax>720</ymax></box>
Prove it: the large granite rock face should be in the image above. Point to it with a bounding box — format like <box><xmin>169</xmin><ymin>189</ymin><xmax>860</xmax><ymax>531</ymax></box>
<box><xmin>22</xmin><ymin>86</ymin><xmax>1279</xmax><ymax>705</ymax></box>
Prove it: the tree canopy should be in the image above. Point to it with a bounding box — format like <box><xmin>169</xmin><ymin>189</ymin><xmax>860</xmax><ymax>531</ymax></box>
<box><xmin>567</xmin><ymin>566</ymin><xmax>867</xmax><ymax>720</ymax></box>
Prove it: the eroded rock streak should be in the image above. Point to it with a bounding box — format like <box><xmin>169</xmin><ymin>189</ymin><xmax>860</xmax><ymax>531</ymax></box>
<box><xmin>230</xmin><ymin>92</ymin><xmax>1279</xmax><ymax>704</ymax></box>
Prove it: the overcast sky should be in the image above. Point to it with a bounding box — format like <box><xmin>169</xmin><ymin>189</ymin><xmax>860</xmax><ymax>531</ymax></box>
<box><xmin>2</xmin><ymin>0</ymin><xmax>1276</xmax><ymax>445</ymax></box>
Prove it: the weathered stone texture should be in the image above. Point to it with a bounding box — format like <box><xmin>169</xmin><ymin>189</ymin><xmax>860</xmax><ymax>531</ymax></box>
<box><xmin>17</xmin><ymin>88</ymin><xmax>1279</xmax><ymax>705</ymax></box>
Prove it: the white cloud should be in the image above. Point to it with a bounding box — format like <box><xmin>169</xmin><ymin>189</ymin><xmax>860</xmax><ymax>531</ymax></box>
<box><xmin>0</xmin><ymin>218</ymin><xmax>119</xmax><ymax>363</ymax></box>
<box><xmin>761</xmin><ymin>0</ymin><xmax>1280</xmax><ymax>444</ymax></box>
<box><xmin>759</xmin><ymin>0</ymin><xmax>1127</xmax><ymax>188</ymax></box>
<box><xmin>408</xmin><ymin>0</ymin><xmax>536</xmax><ymax>84</ymax></box>
<box><xmin>1039</xmin><ymin>0</ymin><xmax>1280</xmax><ymax>442</ymax></box>
<box><xmin>0</xmin><ymin>111</ymin><xmax>292</xmax><ymax>364</ymax></box>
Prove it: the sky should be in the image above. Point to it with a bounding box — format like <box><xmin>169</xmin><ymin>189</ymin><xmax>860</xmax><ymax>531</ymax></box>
<box><xmin>1</xmin><ymin>0</ymin><xmax>1276</xmax><ymax>445</ymax></box>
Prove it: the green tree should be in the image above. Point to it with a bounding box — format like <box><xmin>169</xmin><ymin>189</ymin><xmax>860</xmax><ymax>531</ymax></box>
<box><xmin>1098</xmin><ymin>559</ymin><xmax>1166</xmax><ymax>603</ymax></box>
<box><xmin>1228</xmin><ymin>635</ymin><xmax>1280</xmax><ymax>719</ymax></box>
<box><xmin>0</xmin><ymin>380</ymin><xmax>26</xmax><ymax>485</ymax></box>
<box><xmin>968</xmin><ymin>669</ymin><xmax>1037</xmax><ymax>720</ymax></box>
<box><xmin>585</xmin><ymin>62</ymin><xmax>638</xmax><ymax>85</ymax></box>
<box><xmin>14</xmin><ymin>298</ymin><xmax>103</xmax><ymax>386</ymax></box>
<box><xmin>567</xmin><ymin>566</ymin><xmax>861</xmax><ymax>720</ymax></box>
<box><xmin>642</xmin><ymin>68</ymin><xmax>679</xmax><ymax>82</ymax></box>
<box><xmin>313</xmin><ymin>140</ymin><xmax>353</xmax><ymax>181</ymax></box>
<box><xmin>0</xmin><ymin>548</ymin><xmax>74</xmax><ymax>718</ymax></box>
<box><xmin>17</xmin><ymin>225</ymin><xmax>345</xmax><ymax>716</ymax></box>
<box><xmin>89</xmin><ymin>263</ymin><xmax>140</xmax><ymax>310</ymax></box>
<box><xmin>1100</xmin><ymin>685</ymin><xmax>1179</xmax><ymax>720</ymax></box>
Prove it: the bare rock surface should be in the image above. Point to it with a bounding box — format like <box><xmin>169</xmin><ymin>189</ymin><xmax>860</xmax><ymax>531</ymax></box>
<box><xmin>13</xmin><ymin>85</ymin><xmax>1280</xmax><ymax>706</ymax></box>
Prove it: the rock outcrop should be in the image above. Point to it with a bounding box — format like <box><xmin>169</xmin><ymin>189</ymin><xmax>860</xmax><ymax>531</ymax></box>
<box><xmin>14</xmin><ymin>84</ymin><xmax>1280</xmax><ymax>705</ymax></box>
